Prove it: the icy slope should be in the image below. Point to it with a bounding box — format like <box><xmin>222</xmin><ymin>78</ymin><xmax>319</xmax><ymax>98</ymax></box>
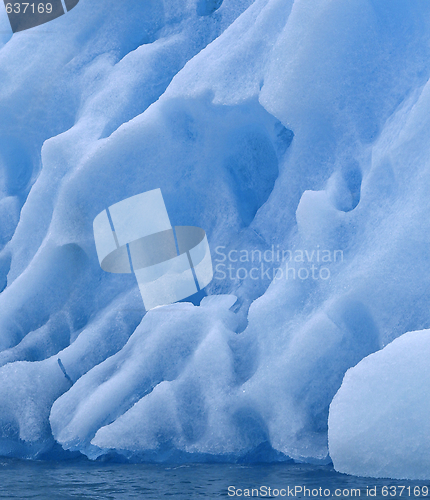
<box><xmin>0</xmin><ymin>0</ymin><xmax>430</xmax><ymax>470</ymax></box>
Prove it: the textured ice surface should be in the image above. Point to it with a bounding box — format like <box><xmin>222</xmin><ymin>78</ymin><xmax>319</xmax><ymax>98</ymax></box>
<box><xmin>0</xmin><ymin>0</ymin><xmax>430</xmax><ymax>469</ymax></box>
<box><xmin>51</xmin><ymin>295</ymin><xmax>240</xmax><ymax>460</ymax></box>
<box><xmin>329</xmin><ymin>330</ymin><xmax>430</xmax><ymax>480</ymax></box>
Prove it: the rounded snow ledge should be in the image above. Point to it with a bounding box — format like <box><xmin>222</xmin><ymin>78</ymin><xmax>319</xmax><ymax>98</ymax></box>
<box><xmin>328</xmin><ymin>329</ymin><xmax>430</xmax><ymax>480</ymax></box>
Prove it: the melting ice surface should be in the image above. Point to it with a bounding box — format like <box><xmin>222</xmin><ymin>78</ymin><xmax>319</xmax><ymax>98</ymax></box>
<box><xmin>1</xmin><ymin>0</ymin><xmax>430</xmax><ymax>480</ymax></box>
<box><xmin>329</xmin><ymin>329</ymin><xmax>430</xmax><ymax>480</ymax></box>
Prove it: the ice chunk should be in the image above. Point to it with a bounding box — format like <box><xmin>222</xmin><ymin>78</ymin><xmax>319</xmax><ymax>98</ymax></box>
<box><xmin>239</xmin><ymin>294</ymin><xmax>380</xmax><ymax>461</ymax></box>
<box><xmin>0</xmin><ymin>358</ymin><xmax>70</xmax><ymax>458</ymax></box>
<box><xmin>50</xmin><ymin>296</ymin><xmax>239</xmax><ymax>459</ymax></box>
<box><xmin>329</xmin><ymin>329</ymin><xmax>430</xmax><ymax>480</ymax></box>
<box><xmin>0</xmin><ymin>289</ymin><xmax>142</xmax><ymax>458</ymax></box>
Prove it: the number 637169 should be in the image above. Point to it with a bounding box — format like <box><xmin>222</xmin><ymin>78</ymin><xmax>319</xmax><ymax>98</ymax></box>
<box><xmin>5</xmin><ymin>3</ymin><xmax>53</xmax><ymax>14</ymax></box>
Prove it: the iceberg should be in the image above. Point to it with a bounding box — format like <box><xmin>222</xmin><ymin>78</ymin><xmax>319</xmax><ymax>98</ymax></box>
<box><xmin>0</xmin><ymin>0</ymin><xmax>430</xmax><ymax>472</ymax></box>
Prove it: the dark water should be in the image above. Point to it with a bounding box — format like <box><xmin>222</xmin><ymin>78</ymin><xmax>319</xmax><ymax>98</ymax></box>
<box><xmin>0</xmin><ymin>460</ymin><xmax>429</xmax><ymax>499</ymax></box>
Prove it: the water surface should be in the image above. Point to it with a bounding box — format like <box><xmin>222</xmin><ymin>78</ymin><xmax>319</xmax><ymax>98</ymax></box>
<box><xmin>0</xmin><ymin>460</ymin><xmax>428</xmax><ymax>499</ymax></box>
